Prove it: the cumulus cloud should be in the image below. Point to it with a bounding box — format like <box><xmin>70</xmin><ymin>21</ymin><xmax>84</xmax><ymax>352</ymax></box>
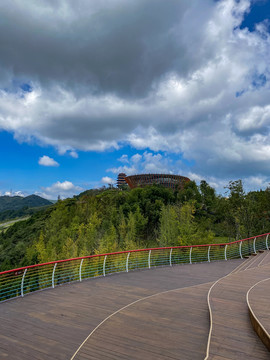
<box><xmin>0</xmin><ymin>0</ymin><xmax>270</xmax><ymax>184</ymax></box>
<box><xmin>3</xmin><ymin>190</ymin><xmax>26</xmax><ymax>197</ymax></box>
<box><xmin>108</xmin><ymin>151</ymin><xmax>177</xmax><ymax>176</ymax></box>
<box><xmin>38</xmin><ymin>155</ymin><xmax>59</xmax><ymax>167</ymax></box>
<box><xmin>118</xmin><ymin>154</ymin><xmax>129</xmax><ymax>163</ymax></box>
<box><xmin>39</xmin><ymin>181</ymin><xmax>83</xmax><ymax>199</ymax></box>
<box><xmin>101</xmin><ymin>176</ymin><xmax>115</xmax><ymax>185</ymax></box>
<box><xmin>69</xmin><ymin>151</ymin><xmax>78</xmax><ymax>159</ymax></box>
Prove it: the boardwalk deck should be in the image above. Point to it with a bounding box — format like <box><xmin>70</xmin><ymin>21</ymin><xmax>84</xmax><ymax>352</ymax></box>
<box><xmin>73</xmin><ymin>283</ymin><xmax>211</xmax><ymax>360</ymax></box>
<box><xmin>0</xmin><ymin>260</ymin><xmax>241</xmax><ymax>360</ymax></box>
<box><xmin>207</xmin><ymin>251</ymin><xmax>270</xmax><ymax>359</ymax></box>
<box><xmin>248</xmin><ymin>275</ymin><xmax>270</xmax><ymax>351</ymax></box>
<box><xmin>1</xmin><ymin>253</ymin><xmax>270</xmax><ymax>359</ymax></box>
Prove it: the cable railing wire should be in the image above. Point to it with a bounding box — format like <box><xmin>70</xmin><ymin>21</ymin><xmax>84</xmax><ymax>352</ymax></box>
<box><xmin>0</xmin><ymin>233</ymin><xmax>269</xmax><ymax>302</ymax></box>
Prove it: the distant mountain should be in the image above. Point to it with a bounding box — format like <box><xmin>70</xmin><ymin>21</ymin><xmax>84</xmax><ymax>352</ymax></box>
<box><xmin>0</xmin><ymin>195</ymin><xmax>52</xmax><ymax>213</ymax></box>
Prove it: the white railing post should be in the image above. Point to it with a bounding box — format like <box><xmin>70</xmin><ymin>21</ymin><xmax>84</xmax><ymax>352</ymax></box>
<box><xmin>79</xmin><ymin>259</ymin><xmax>84</xmax><ymax>282</ymax></box>
<box><xmin>21</xmin><ymin>268</ymin><xmax>27</xmax><ymax>297</ymax></box>
<box><xmin>239</xmin><ymin>241</ymin><xmax>243</xmax><ymax>259</ymax></box>
<box><xmin>208</xmin><ymin>246</ymin><xmax>211</xmax><ymax>263</ymax></box>
<box><xmin>225</xmin><ymin>244</ymin><xmax>228</xmax><ymax>261</ymax></box>
<box><xmin>189</xmin><ymin>247</ymin><xmax>192</xmax><ymax>264</ymax></box>
<box><xmin>169</xmin><ymin>248</ymin><xmax>173</xmax><ymax>266</ymax></box>
<box><xmin>266</xmin><ymin>234</ymin><xmax>269</xmax><ymax>250</ymax></box>
<box><xmin>148</xmin><ymin>250</ymin><xmax>151</xmax><ymax>269</ymax></box>
<box><xmin>52</xmin><ymin>263</ymin><xmax>57</xmax><ymax>288</ymax></box>
<box><xmin>253</xmin><ymin>237</ymin><xmax>257</xmax><ymax>254</ymax></box>
<box><xmin>126</xmin><ymin>252</ymin><xmax>130</xmax><ymax>272</ymax></box>
<box><xmin>103</xmin><ymin>255</ymin><xmax>107</xmax><ymax>276</ymax></box>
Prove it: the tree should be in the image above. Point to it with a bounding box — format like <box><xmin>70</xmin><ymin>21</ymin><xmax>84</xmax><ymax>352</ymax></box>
<box><xmin>35</xmin><ymin>232</ymin><xmax>47</xmax><ymax>263</ymax></box>
<box><xmin>177</xmin><ymin>181</ymin><xmax>201</xmax><ymax>206</ymax></box>
<box><xmin>225</xmin><ymin>180</ymin><xmax>245</xmax><ymax>239</ymax></box>
<box><xmin>159</xmin><ymin>205</ymin><xmax>179</xmax><ymax>246</ymax></box>
<box><xmin>200</xmin><ymin>180</ymin><xmax>216</xmax><ymax>212</ymax></box>
<box><xmin>97</xmin><ymin>224</ymin><xmax>118</xmax><ymax>254</ymax></box>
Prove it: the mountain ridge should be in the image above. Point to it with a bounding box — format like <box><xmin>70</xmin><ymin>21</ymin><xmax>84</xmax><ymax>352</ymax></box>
<box><xmin>0</xmin><ymin>194</ymin><xmax>52</xmax><ymax>213</ymax></box>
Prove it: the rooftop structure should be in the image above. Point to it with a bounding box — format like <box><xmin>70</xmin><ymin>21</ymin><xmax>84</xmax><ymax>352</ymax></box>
<box><xmin>124</xmin><ymin>173</ymin><xmax>190</xmax><ymax>190</ymax></box>
<box><xmin>116</xmin><ymin>173</ymin><xmax>127</xmax><ymax>188</ymax></box>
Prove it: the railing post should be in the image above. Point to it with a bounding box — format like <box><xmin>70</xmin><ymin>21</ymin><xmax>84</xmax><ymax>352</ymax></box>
<box><xmin>52</xmin><ymin>263</ymin><xmax>57</xmax><ymax>289</ymax></box>
<box><xmin>103</xmin><ymin>255</ymin><xmax>107</xmax><ymax>276</ymax></box>
<box><xmin>169</xmin><ymin>248</ymin><xmax>173</xmax><ymax>266</ymax></box>
<box><xmin>21</xmin><ymin>268</ymin><xmax>27</xmax><ymax>297</ymax></box>
<box><xmin>239</xmin><ymin>241</ymin><xmax>243</xmax><ymax>259</ymax></box>
<box><xmin>266</xmin><ymin>234</ymin><xmax>269</xmax><ymax>250</ymax></box>
<box><xmin>189</xmin><ymin>247</ymin><xmax>192</xmax><ymax>264</ymax></box>
<box><xmin>148</xmin><ymin>250</ymin><xmax>151</xmax><ymax>269</ymax></box>
<box><xmin>126</xmin><ymin>252</ymin><xmax>130</xmax><ymax>272</ymax></box>
<box><xmin>253</xmin><ymin>237</ymin><xmax>257</xmax><ymax>254</ymax></box>
<box><xmin>79</xmin><ymin>259</ymin><xmax>84</xmax><ymax>282</ymax></box>
<box><xmin>208</xmin><ymin>246</ymin><xmax>211</xmax><ymax>263</ymax></box>
<box><xmin>225</xmin><ymin>244</ymin><xmax>228</xmax><ymax>261</ymax></box>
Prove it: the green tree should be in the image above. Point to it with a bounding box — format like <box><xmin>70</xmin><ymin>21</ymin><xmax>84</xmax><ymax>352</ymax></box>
<box><xmin>97</xmin><ymin>224</ymin><xmax>118</xmax><ymax>254</ymax></box>
<box><xmin>61</xmin><ymin>237</ymin><xmax>78</xmax><ymax>260</ymax></box>
<box><xmin>159</xmin><ymin>205</ymin><xmax>180</xmax><ymax>246</ymax></box>
<box><xmin>35</xmin><ymin>231</ymin><xmax>47</xmax><ymax>263</ymax></box>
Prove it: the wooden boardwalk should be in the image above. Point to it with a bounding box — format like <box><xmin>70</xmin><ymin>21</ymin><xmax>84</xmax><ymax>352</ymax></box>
<box><xmin>248</xmin><ymin>272</ymin><xmax>270</xmax><ymax>352</ymax></box>
<box><xmin>0</xmin><ymin>255</ymin><xmax>269</xmax><ymax>359</ymax></box>
<box><xmin>206</xmin><ymin>251</ymin><xmax>270</xmax><ymax>359</ymax></box>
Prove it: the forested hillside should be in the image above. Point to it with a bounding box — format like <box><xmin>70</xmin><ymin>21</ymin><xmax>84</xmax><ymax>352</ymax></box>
<box><xmin>0</xmin><ymin>180</ymin><xmax>270</xmax><ymax>271</ymax></box>
<box><xmin>0</xmin><ymin>195</ymin><xmax>52</xmax><ymax>212</ymax></box>
<box><xmin>0</xmin><ymin>195</ymin><xmax>52</xmax><ymax>222</ymax></box>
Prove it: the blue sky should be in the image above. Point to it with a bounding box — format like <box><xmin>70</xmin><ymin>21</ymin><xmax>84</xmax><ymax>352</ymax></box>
<box><xmin>0</xmin><ymin>0</ymin><xmax>270</xmax><ymax>199</ymax></box>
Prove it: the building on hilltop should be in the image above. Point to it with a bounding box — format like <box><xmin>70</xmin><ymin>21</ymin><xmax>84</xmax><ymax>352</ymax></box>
<box><xmin>124</xmin><ymin>173</ymin><xmax>190</xmax><ymax>190</ymax></box>
<box><xmin>117</xmin><ymin>173</ymin><xmax>128</xmax><ymax>188</ymax></box>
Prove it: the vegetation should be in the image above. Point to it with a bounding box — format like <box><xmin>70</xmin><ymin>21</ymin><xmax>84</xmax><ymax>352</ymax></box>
<box><xmin>0</xmin><ymin>180</ymin><xmax>270</xmax><ymax>271</ymax></box>
<box><xmin>0</xmin><ymin>194</ymin><xmax>52</xmax><ymax>212</ymax></box>
<box><xmin>0</xmin><ymin>217</ymin><xmax>30</xmax><ymax>232</ymax></box>
<box><xmin>0</xmin><ymin>195</ymin><xmax>52</xmax><ymax>222</ymax></box>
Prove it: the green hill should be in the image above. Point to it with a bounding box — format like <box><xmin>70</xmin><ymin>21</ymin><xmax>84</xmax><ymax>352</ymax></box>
<box><xmin>0</xmin><ymin>195</ymin><xmax>53</xmax><ymax>222</ymax></box>
<box><xmin>0</xmin><ymin>180</ymin><xmax>269</xmax><ymax>272</ymax></box>
<box><xmin>0</xmin><ymin>195</ymin><xmax>52</xmax><ymax>212</ymax></box>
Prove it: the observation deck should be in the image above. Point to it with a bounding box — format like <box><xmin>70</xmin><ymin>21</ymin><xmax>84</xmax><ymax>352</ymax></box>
<box><xmin>124</xmin><ymin>173</ymin><xmax>190</xmax><ymax>190</ymax></box>
<box><xmin>0</xmin><ymin>234</ymin><xmax>270</xmax><ymax>359</ymax></box>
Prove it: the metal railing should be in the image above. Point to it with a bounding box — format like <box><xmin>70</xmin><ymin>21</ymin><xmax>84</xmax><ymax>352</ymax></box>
<box><xmin>0</xmin><ymin>233</ymin><xmax>269</xmax><ymax>302</ymax></box>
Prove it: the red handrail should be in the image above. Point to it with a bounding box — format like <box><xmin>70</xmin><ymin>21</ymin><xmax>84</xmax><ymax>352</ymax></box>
<box><xmin>1</xmin><ymin>232</ymin><xmax>268</xmax><ymax>275</ymax></box>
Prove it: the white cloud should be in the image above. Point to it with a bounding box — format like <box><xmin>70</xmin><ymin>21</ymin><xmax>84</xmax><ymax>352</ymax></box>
<box><xmin>38</xmin><ymin>155</ymin><xmax>59</xmax><ymax>167</ymax></box>
<box><xmin>244</xmin><ymin>176</ymin><xmax>269</xmax><ymax>191</ymax></box>
<box><xmin>0</xmin><ymin>0</ymin><xmax>270</xmax><ymax>182</ymax></box>
<box><xmin>108</xmin><ymin>151</ymin><xmax>177</xmax><ymax>176</ymax></box>
<box><xmin>130</xmin><ymin>153</ymin><xmax>142</xmax><ymax>163</ymax></box>
<box><xmin>186</xmin><ymin>171</ymin><xmax>270</xmax><ymax>194</ymax></box>
<box><xmin>45</xmin><ymin>181</ymin><xmax>81</xmax><ymax>191</ymax></box>
<box><xmin>108</xmin><ymin>165</ymin><xmax>138</xmax><ymax>176</ymax></box>
<box><xmin>69</xmin><ymin>151</ymin><xmax>78</xmax><ymax>159</ymax></box>
<box><xmin>39</xmin><ymin>181</ymin><xmax>83</xmax><ymax>199</ymax></box>
<box><xmin>118</xmin><ymin>154</ymin><xmax>129</xmax><ymax>163</ymax></box>
<box><xmin>101</xmin><ymin>176</ymin><xmax>115</xmax><ymax>185</ymax></box>
<box><xmin>3</xmin><ymin>190</ymin><xmax>26</xmax><ymax>197</ymax></box>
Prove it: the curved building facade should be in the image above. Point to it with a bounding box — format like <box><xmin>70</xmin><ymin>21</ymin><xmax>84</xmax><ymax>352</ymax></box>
<box><xmin>124</xmin><ymin>174</ymin><xmax>190</xmax><ymax>190</ymax></box>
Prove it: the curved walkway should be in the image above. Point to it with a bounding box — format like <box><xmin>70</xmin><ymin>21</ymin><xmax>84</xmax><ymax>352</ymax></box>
<box><xmin>247</xmin><ymin>277</ymin><xmax>270</xmax><ymax>351</ymax></box>
<box><xmin>206</xmin><ymin>251</ymin><xmax>270</xmax><ymax>359</ymax></box>
<box><xmin>0</xmin><ymin>260</ymin><xmax>241</xmax><ymax>360</ymax></box>
<box><xmin>71</xmin><ymin>282</ymin><xmax>211</xmax><ymax>360</ymax></box>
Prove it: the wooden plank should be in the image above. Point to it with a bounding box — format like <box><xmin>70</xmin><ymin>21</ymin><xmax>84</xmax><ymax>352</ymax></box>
<box><xmin>207</xmin><ymin>254</ymin><xmax>270</xmax><ymax>359</ymax></box>
<box><xmin>0</xmin><ymin>259</ymin><xmax>243</xmax><ymax>359</ymax></box>
<box><xmin>248</xmin><ymin>277</ymin><xmax>270</xmax><ymax>351</ymax></box>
